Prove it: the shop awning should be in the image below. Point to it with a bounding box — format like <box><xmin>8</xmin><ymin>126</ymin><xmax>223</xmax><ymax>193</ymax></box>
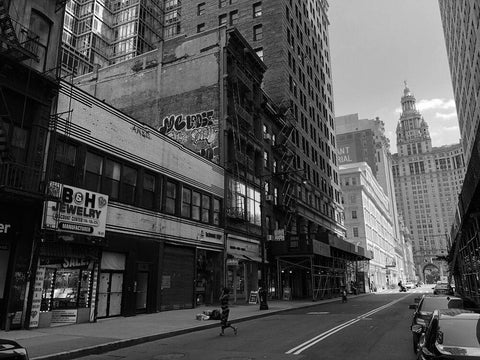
<box><xmin>243</xmin><ymin>254</ymin><xmax>268</xmax><ymax>263</ymax></box>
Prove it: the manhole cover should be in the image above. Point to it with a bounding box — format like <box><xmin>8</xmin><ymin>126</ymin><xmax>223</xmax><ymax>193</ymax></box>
<box><xmin>153</xmin><ymin>354</ymin><xmax>186</xmax><ymax>359</ymax></box>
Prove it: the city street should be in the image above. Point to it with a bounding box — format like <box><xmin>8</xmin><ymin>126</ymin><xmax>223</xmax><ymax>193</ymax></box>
<box><xmin>75</xmin><ymin>289</ymin><xmax>428</xmax><ymax>360</ymax></box>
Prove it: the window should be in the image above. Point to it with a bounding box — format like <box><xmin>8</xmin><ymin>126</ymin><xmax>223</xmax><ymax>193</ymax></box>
<box><xmin>353</xmin><ymin>227</ymin><xmax>359</xmax><ymax>237</ymax></box>
<box><xmin>197</xmin><ymin>2</ymin><xmax>205</xmax><ymax>15</ymax></box>
<box><xmin>352</xmin><ymin>210</ymin><xmax>357</xmax><ymax>219</ymax></box>
<box><xmin>213</xmin><ymin>198</ymin><xmax>221</xmax><ymax>225</ymax></box>
<box><xmin>201</xmin><ymin>194</ymin><xmax>210</xmax><ymax>222</ymax></box>
<box><xmin>165</xmin><ymin>180</ymin><xmax>177</xmax><ymax>214</ymax></box>
<box><xmin>29</xmin><ymin>10</ymin><xmax>51</xmax><ymax>72</ymax></box>
<box><xmin>84</xmin><ymin>152</ymin><xmax>103</xmax><ymax>192</ymax></box>
<box><xmin>103</xmin><ymin>159</ymin><xmax>121</xmax><ymax>200</ymax></box>
<box><xmin>121</xmin><ymin>165</ymin><xmax>137</xmax><ymax>204</ymax></box>
<box><xmin>229</xmin><ymin>10</ymin><xmax>238</xmax><ymax>25</ymax></box>
<box><xmin>197</xmin><ymin>23</ymin><xmax>205</xmax><ymax>32</ymax></box>
<box><xmin>182</xmin><ymin>187</ymin><xmax>192</xmax><ymax>218</ymax></box>
<box><xmin>263</xmin><ymin>151</ymin><xmax>269</xmax><ymax>168</ymax></box>
<box><xmin>253</xmin><ymin>2</ymin><xmax>262</xmax><ymax>17</ymax></box>
<box><xmin>192</xmin><ymin>191</ymin><xmax>201</xmax><ymax>221</ymax></box>
<box><xmin>54</xmin><ymin>140</ymin><xmax>77</xmax><ymax>185</ymax></box>
<box><xmin>255</xmin><ymin>47</ymin><xmax>263</xmax><ymax>60</ymax></box>
<box><xmin>142</xmin><ymin>172</ymin><xmax>156</xmax><ymax>209</ymax></box>
<box><xmin>253</xmin><ymin>25</ymin><xmax>263</xmax><ymax>41</ymax></box>
<box><xmin>246</xmin><ymin>186</ymin><xmax>261</xmax><ymax>226</ymax></box>
<box><xmin>219</xmin><ymin>14</ymin><xmax>227</xmax><ymax>25</ymax></box>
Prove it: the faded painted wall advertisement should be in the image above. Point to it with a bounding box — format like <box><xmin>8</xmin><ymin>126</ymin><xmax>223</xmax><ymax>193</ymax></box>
<box><xmin>158</xmin><ymin>110</ymin><xmax>219</xmax><ymax>164</ymax></box>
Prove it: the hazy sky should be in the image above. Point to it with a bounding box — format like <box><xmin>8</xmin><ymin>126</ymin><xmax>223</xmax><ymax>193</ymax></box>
<box><xmin>329</xmin><ymin>0</ymin><xmax>460</xmax><ymax>154</ymax></box>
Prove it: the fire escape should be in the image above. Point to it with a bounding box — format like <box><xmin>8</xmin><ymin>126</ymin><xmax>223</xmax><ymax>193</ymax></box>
<box><xmin>0</xmin><ymin>1</ymin><xmax>44</xmax><ymax>196</ymax></box>
<box><xmin>225</xmin><ymin>56</ymin><xmax>260</xmax><ymax>225</ymax></box>
<box><xmin>271</xmin><ymin>105</ymin><xmax>298</xmax><ymax>231</ymax></box>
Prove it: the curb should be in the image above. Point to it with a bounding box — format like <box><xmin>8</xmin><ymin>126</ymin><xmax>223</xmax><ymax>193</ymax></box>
<box><xmin>31</xmin><ymin>295</ymin><xmax>365</xmax><ymax>360</ymax></box>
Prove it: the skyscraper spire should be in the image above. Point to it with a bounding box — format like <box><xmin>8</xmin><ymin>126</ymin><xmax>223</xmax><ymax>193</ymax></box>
<box><xmin>396</xmin><ymin>84</ymin><xmax>432</xmax><ymax>153</ymax></box>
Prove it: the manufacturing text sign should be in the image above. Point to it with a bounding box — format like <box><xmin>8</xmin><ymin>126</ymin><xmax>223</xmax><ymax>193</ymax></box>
<box><xmin>42</xmin><ymin>182</ymin><xmax>109</xmax><ymax>237</ymax></box>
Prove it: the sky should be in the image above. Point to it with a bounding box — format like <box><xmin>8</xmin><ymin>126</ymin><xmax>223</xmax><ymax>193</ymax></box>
<box><xmin>328</xmin><ymin>0</ymin><xmax>460</xmax><ymax>154</ymax></box>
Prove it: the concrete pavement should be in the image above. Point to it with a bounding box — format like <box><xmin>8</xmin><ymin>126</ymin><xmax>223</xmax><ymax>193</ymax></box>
<box><xmin>0</xmin><ymin>294</ymin><xmax>373</xmax><ymax>360</ymax></box>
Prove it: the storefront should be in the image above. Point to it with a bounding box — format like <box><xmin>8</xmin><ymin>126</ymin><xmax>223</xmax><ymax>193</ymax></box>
<box><xmin>33</xmin><ymin>241</ymin><xmax>100</xmax><ymax>327</ymax></box>
<box><xmin>226</xmin><ymin>235</ymin><xmax>262</xmax><ymax>303</ymax></box>
<box><xmin>0</xmin><ymin>204</ymin><xmax>38</xmax><ymax>330</ymax></box>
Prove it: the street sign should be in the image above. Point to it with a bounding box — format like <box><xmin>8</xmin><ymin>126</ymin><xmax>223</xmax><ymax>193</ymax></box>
<box><xmin>274</xmin><ymin>229</ymin><xmax>285</xmax><ymax>241</ymax></box>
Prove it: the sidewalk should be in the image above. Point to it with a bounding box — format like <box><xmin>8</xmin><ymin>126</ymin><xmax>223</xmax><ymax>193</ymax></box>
<box><xmin>0</xmin><ymin>295</ymin><xmax>366</xmax><ymax>360</ymax></box>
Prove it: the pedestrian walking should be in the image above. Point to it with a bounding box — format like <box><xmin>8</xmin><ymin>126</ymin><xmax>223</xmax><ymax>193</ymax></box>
<box><xmin>341</xmin><ymin>286</ymin><xmax>347</xmax><ymax>303</ymax></box>
<box><xmin>219</xmin><ymin>287</ymin><xmax>237</xmax><ymax>336</ymax></box>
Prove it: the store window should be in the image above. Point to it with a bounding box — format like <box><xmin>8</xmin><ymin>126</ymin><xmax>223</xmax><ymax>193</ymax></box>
<box><xmin>41</xmin><ymin>267</ymin><xmax>93</xmax><ymax>312</ymax></box>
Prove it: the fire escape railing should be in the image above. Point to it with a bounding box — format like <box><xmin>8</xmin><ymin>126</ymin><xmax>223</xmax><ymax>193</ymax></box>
<box><xmin>0</xmin><ymin>1</ymin><xmax>39</xmax><ymax>62</ymax></box>
<box><xmin>0</xmin><ymin>161</ymin><xmax>44</xmax><ymax>194</ymax></box>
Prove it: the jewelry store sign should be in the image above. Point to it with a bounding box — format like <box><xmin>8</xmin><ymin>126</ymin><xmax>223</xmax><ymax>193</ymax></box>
<box><xmin>42</xmin><ymin>183</ymin><xmax>109</xmax><ymax>237</ymax></box>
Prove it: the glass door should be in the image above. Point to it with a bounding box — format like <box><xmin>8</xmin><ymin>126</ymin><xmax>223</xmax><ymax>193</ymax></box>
<box><xmin>135</xmin><ymin>271</ymin><xmax>148</xmax><ymax>312</ymax></box>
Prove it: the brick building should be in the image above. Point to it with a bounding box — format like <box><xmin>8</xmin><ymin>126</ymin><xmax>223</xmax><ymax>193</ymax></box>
<box><xmin>0</xmin><ymin>0</ymin><xmax>64</xmax><ymax>330</ymax></box>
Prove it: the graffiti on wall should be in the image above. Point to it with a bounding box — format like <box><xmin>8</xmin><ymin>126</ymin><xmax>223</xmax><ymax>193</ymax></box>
<box><xmin>158</xmin><ymin>110</ymin><xmax>219</xmax><ymax>163</ymax></box>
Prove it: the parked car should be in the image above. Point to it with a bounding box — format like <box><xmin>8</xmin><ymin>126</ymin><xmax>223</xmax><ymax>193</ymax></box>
<box><xmin>409</xmin><ymin>294</ymin><xmax>464</xmax><ymax>353</ymax></box>
<box><xmin>0</xmin><ymin>339</ymin><xmax>29</xmax><ymax>359</ymax></box>
<box><xmin>416</xmin><ymin>309</ymin><xmax>480</xmax><ymax>359</ymax></box>
<box><xmin>405</xmin><ymin>281</ymin><xmax>415</xmax><ymax>290</ymax></box>
<box><xmin>433</xmin><ymin>282</ymin><xmax>454</xmax><ymax>296</ymax></box>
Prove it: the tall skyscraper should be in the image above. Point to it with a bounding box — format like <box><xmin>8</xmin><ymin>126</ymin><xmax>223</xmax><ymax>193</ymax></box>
<box><xmin>178</xmin><ymin>0</ymin><xmax>344</xmax><ymax>238</ymax></box>
<box><xmin>438</xmin><ymin>0</ymin><xmax>480</xmax><ymax>301</ymax></box>
<box><xmin>336</xmin><ymin>113</ymin><xmax>415</xmax><ymax>282</ymax></box>
<box><xmin>392</xmin><ymin>84</ymin><xmax>465</xmax><ymax>282</ymax></box>
<box><xmin>61</xmin><ymin>0</ymin><xmax>163</xmax><ymax>76</ymax></box>
<box><xmin>438</xmin><ymin>1</ymin><xmax>480</xmax><ymax>167</ymax></box>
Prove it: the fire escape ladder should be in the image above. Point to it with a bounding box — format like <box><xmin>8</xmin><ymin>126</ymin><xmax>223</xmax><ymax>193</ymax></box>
<box><xmin>0</xmin><ymin>0</ymin><xmax>39</xmax><ymax>62</ymax></box>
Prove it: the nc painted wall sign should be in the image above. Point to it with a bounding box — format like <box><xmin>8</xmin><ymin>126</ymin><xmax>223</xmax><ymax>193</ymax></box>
<box><xmin>157</xmin><ymin>110</ymin><xmax>219</xmax><ymax>163</ymax></box>
<box><xmin>42</xmin><ymin>182</ymin><xmax>109</xmax><ymax>237</ymax></box>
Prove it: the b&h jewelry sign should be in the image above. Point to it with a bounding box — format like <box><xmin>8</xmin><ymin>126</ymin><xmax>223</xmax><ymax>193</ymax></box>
<box><xmin>42</xmin><ymin>182</ymin><xmax>109</xmax><ymax>237</ymax></box>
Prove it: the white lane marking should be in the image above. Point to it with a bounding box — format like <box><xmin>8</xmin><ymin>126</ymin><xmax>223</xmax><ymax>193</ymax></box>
<box><xmin>285</xmin><ymin>295</ymin><xmax>409</xmax><ymax>355</ymax></box>
<box><xmin>307</xmin><ymin>312</ymin><xmax>330</xmax><ymax>315</ymax></box>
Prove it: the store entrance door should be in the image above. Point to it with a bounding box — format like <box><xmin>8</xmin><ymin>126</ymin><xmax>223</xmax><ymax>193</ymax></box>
<box><xmin>135</xmin><ymin>271</ymin><xmax>148</xmax><ymax>313</ymax></box>
<box><xmin>97</xmin><ymin>272</ymin><xmax>123</xmax><ymax>318</ymax></box>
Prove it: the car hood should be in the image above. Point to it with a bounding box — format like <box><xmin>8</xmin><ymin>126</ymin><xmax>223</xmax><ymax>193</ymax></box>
<box><xmin>438</xmin><ymin>345</ymin><xmax>480</xmax><ymax>359</ymax></box>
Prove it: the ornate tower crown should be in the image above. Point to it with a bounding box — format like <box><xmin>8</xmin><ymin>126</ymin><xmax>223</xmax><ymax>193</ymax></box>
<box><xmin>396</xmin><ymin>82</ymin><xmax>432</xmax><ymax>153</ymax></box>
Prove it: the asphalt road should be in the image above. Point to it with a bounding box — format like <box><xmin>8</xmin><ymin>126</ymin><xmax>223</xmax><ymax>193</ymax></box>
<box><xmin>76</xmin><ymin>289</ymin><xmax>427</xmax><ymax>360</ymax></box>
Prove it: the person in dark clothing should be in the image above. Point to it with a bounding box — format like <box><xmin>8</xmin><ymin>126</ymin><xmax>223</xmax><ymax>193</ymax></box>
<box><xmin>341</xmin><ymin>286</ymin><xmax>348</xmax><ymax>303</ymax></box>
<box><xmin>219</xmin><ymin>287</ymin><xmax>237</xmax><ymax>336</ymax></box>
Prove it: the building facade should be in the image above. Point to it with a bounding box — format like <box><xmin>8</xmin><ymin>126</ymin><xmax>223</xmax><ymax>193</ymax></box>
<box><xmin>335</xmin><ymin>113</ymin><xmax>413</xmax><ymax>282</ymax></box>
<box><xmin>0</xmin><ymin>0</ymin><xmax>65</xmax><ymax>330</ymax></box>
<box><xmin>340</xmin><ymin>162</ymin><xmax>395</xmax><ymax>291</ymax></box>
<box><xmin>72</xmin><ymin>25</ymin><xmax>367</xmax><ymax>302</ymax></box>
<box><xmin>438</xmin><ymin>0</ymin><xmax>480</xmax><ymax>304</ymax></box>
<box><xmin>392</xmin><ymin>84</ymin><xmax>465</xmax><ymax>283</ymax></box>
<box><xmin>61</xmin><ymin>0</ymin><xmax>164</xmax><ymax>77</ymax></box>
